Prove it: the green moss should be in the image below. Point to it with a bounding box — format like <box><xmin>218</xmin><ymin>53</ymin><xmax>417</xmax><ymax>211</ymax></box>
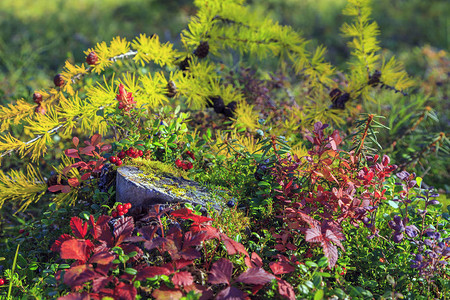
<box><xmin>128</xmin><ymin>158</ymin><xmax>188</xmax><ymax>179</ymax></box>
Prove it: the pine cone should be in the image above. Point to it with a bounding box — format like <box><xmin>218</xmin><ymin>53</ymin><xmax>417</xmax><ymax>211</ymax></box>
<box><xmin>194</xmin><ymin>41</ymin><xmax>209</xmax><ymax>59</ymax></box>
<box><xmin>179</xmin><ymin>57</ymin><xmax>191</xmax><ymax>71</ymax></box>
<box><xmin>167</xmin><ymin>81</ymin><xmax>177</xmax><ymax>98</ymax></box>
<box><xmin>223</xmin><ymin>101</ymin><xmax>237</xmax><ymax>118</ymax></box>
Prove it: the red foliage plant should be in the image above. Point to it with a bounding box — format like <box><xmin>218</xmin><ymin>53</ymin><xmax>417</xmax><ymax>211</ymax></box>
<box><xmin>269</xmin><ymin>122</ymin><xmax>397</xmax><ymax>268</ymax></box>
<box><xmin>48</xmin><ymin>134</ymin><xmax>111</xmax><ymax>194</ymax></box>
<box><xmin>52</xmin><ymin>206</ymin><xmax>295</xmax><ymax>300</ymax></box>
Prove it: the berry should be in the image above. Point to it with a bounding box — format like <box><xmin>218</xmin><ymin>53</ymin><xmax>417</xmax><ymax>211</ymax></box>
<box><xmin>86</xmin><ymin>51</ymin><xmax>98</xmax><ymax>65</ymax></box>
<box><xmin>0</xmin><ymin>278</ymin><xmax>4</xmax><ymax>285</ymax></box>
<box><xmin>186</xmin><ymin>150</ymin><xmax>195</xmax><ymax>160</ymax></box>
<box><xmin>33</xmin><ymin>92</ymin><xmax>43</xmax><ymax>104</ymax></box>
<box><xmin>125</xmin><ymin>203</ymin><xmax>132</xmax><ymax>209</ymax></box>
<box><xmin>117</xmin><ymin>204</ymin><xmax>124</xmax><ymax>212</ymax></box>
<box><xmin>116</xmin><ymin>159</ymin><xmax>123</xmax><ymax>166</ymax></box>
<box><xmin>123</xmin><ymin>208</ymin><xmax>128</xmax><ymax>214</ymax></box>
<box><xmin>19</xmin><ymin>229</ymin><xmax>25</xmax><ymax>234</ymax></box>
<box><xmin>109</xmin><ymin>156</ymin><xmax>117</xmax><ymax>164</ymax></box>
<box><xmin>175</xmin><ymin>159</ymin><xmax>183</xmax><ymax>168</ymax></box>
<box><xmin>226</xmin><ymin>200</ymin><xmax>235</xmax><ymax>208</ymax></box>
<box><xmin>117</xmin><ymin>151</ymin><xmax>126</xmax><ymax>159</ymax></box>
<box><xmin>53</xmin><ymin>74</ymin><xmax>65</xmax><ymax>87</ymax></box>
<box><xmin>118</xmin><ymin>211</ymin><xmax>125</xmax><ymax>216</ymax></box>
<box><xmin>186</xmin><ymin>161</ymin><xmax>193</xmax><ymax>170</ymax></box>
<box><xmin>34</xmin><ymin>105</ymin><xmax>46</xmax><ymax>115</ymax></box>
<box><xmin>112</xmin><ymin>211</ymin><xmax>118</xmax><ymax>218</ymax></box>
<box><xmin>194</xmin><ymin>41</ymin><xmax>209</xmax><ymax>59</ymax></box>
<box><xmin>138</xmin><ymin>150</ymin><xmax>143</xmax><ymax>157</ymax></box>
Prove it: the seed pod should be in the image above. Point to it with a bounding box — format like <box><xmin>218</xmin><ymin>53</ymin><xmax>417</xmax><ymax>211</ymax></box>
<box><xmin>194</xmin><ymin>41</ymin><xmax>209</xmax><ymax>59</ymax></box>
<box><xmin>86</xmin><ymin>51</ymin><xmax>98</xmax><ymax>65</ymax></box>
<box><xmin>167</xmin><ymin>80</ymin><xmax>177</xmax><ymax>98</ymax></box>
<box><xmin>33</xmin><ymin>92</ymin><xmax>43</xmax><ymax>104</ymax></box>
<box><xmin>53</xmin><ymin>74</ymin><xmax>65</xmax><ymax>87</ymax></box>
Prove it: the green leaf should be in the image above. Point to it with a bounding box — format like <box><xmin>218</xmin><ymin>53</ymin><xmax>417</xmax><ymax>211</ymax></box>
<box><xmin>312</xmin><ymin>274</ymin><xmax>322</xmax><ymax>288</ymax></box>
<box><xmin>305</xmin><ymin>280</ymin><xmax>314</xmax><ymax>289</ymax></box>
<box><xmin>299</xmin><ymin>284</ymin><xmax>309</xmax><ymax>294</ymax></box>
<box><xmin>125</xmin><ymin>268</ymin><xmax>137</xmax><ymax>275</ymax></box>
<box><xmin>317</xmin><ymin>257</ymin><xmax>328</xmax><ymax>268</ymax></box>
<box><xmin>386</xmin><ymin>275</ymin><xmax>395</xmax><ymax>285</ymax></box>
<box><xmin>79</xmin><ymin>211</ymin><xmax>90</xmax><ymax>221</ymax></box>
<box><xmin>387</xmin><ymin>200</ymin><xmax>399</xmax><ymax>208</ymax></box>
<box><xmin>305</xmin><ymin>261</ymin><xmax>318</xmax><ymax>268</ymax></box>
<box><xmin>314</xmin><ymin>289</ymin><xmax>324</xmax><ymax>300</ymax></box>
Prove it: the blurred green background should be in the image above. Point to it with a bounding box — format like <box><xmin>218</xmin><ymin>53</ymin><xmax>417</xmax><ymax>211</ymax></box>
<box><xmin>0</xmin><ymin>0</ymin><xmax>448</xmax><ymax>102</ymax></box>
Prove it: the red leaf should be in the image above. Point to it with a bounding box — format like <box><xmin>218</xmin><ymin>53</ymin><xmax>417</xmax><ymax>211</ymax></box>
<box><xmin>89</xmin><ymin>251</ymin><xmax>115</xmax><ymax>265</ymax></box>
<box><xmin>208</xmin><ymin>258</ymin><xmax>233</xmax><ymax>285</ymax></box>
<box><xmin>80</xmin><ymin>172</ymin><xmax>91</xmax><ymax>181</ymax></box>
<box><xmin>305</xmin><ymin>226</ymin><xmax>324</xmax><ymax>243</ymax></box>
<box><xmin>101</xmin><ymin>144</ymin><xmax>112</xmax><ymax>152</ymax></box>
<box><xmin>322</xmin><ymin>241</ymin><xmax>338</xmax><ymax>268</ymax></box>
<box><xmin>152</xmin><ymin>286</ymin><xmax>183</xmax><ymax>300</ymax></box>
<box><xmin>171</xmin><ymin>208</ymin><xmax>213</xmax><ymax>224</ymax></box>
<box><xmin>65</xmin><ymin>148</ymin><xmax>80</xmax><ymax>159</ymax></box>
<box><xmin>245</xmin><ymin>252</ymin><xmax>263</xmax><ymax>268</ymax></box>
<box><xmin>70</xmin><ymin>216</ymin><xmax>88</xmax><ymax>238</ymax></box>
<box><xmin>60</xmin><ymin>239</ymin><xmax>93</xmax><ymax>263</ymax></box>
<box><xmin>72</xmin><ymin>137</ymin><xmax>79</xmax><ymax>148</ymax></box>
<box><xmin>88</xmin><ymin>215</ymin><xmax>98</xmax><ymax>240</ymax></box>
<box><xmin>216</xmin><ymin>286</ymin><xmax>247</xmax><ymax>300</ymax></box>
<box><xmin>277</xmin><ymin>279</ymin><xmax>296</xmax><ymax>300</ymax></box>
<box><xmin>48</xmin><ymin>184</ymin><xmax>71</xmax><ymax>193</ymax></box>
<box><xmin>92</xmin><ymin>276</ymin><xmax>112</xmax><ymax>292</ymax></box>
<box><xmin>136</xmin><ymin>266</ymin><xmax>172</xmax><ymax>281</ymax></box>
<box><xmin>172</xmin><ymin>271</ymin><xmax>194</xmax><ymax>287</ymax></box>
<box><xmin>235</xmin><ymin>267</ymin><xmax>275</xmax><ymax>285</ymax></box>
<box><xmin>113</xmin><ymin>216</ymin><xmax>134</xmax><ymax>245</ymax></box>
<box><xmin>63</xmin><ymin>264</ymin><xmax>97</xmax><ymax>288</ymax></box>
<box><xmin>68</xmin><ymin>177</ymin><xmax>80</xmax><ymax>187</ymax></box>
<box><xmin>269</xmin><ymin>255</ymin><xmax>296</xmax><ymax>275</ymax></box>
<box><xmin>80</xmin><ymin>145</ymin><xmax>95</xmax><ymax>156</ymax></box>
<box><xmin>90</xmin><ymin>134</ymin><xmax>102</xmax><ymax>147</ymax></box>
<box><xmin>114</xmin><ymin>282</ymin><xmax>137</xmax><ymax>300</ymax></box>
<box><xmin>220</xmin><ymin>234</ymin><xmax>249</xmax><ymax>257</ymax></box>
<box><xmin>51</xmin><ymin>234</ymin><xmax>74</xmax><ymax>253</ymax></box>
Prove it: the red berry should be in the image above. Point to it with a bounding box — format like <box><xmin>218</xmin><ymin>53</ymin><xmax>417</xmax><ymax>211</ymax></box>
<box><xmin>138</xmin><ymin>150</ymin><xmax>143</xmax><ymax>157</ymax></box>
<box><xmin>186</xmin><ymin>150</ymin><xmax>195</xmax><ymax>160</ymax></box>
<box><xmin>117</xmin><ymin>151</ymin><xmax>126</xmax><ymax>159</ymax></box>
<box><xmin>0</xmin><ymin>278</ymin><xmax>4</xmax><ymax>285</ymax></box>
<box><xmin>34</xmin><ymin>105</ymin><xmax>46</xmax><ymax>115</ymax></box>
<box><xmin>125</xmin><ymin>203</ymin><xmax>132</xmax><ymax>209</ymax></box>
<box><xmin>112</xmin><ymin>211</ymin><xmax>118</xmax><ymax>218</ymax></box>
<box><xmin>109</xmin><ymin>156</ymin><xmax>117</xmax><ymax>164</ymax></box>
<box><xmin>54</xmin><ymin>74</ymin><xmax>65</xmax><ymax>87</ymax></box>
<box><xmin>116</xmin><ymin>159</ymin><xmax>123</xmax><ymax>166</ymax></box>
<box><xmin>123</xmin><ymin>208</ymin><xmax>128</xmax><ymax>214</ymax></box>
<box><xmin>175</xmin><ymin>159</ymin><xmax>183</xmax><ymax>168</ymax></box>
<box><xmin>33</xmin><ymin>92</ymin><xmax>43</xmax><ymax>104</ymax></box>
<box><xmin>117</xmin><ymin>204</ymin><xmax>124</xmax><ymax>212</ymax></box>
<box><xmin>86</xmin><ymin>51</ymin><xmax>98</xmax><ymax>65</ymax></box>
<box><xmin>118</xmin><ymin>211</ymin><xmax>125</xmax><ymax>216</ymax></box>
<box><xmin>19</xmin><ymin>229</ymin><xmax>25</xmax><ymax>234</ymax></box>
<box><xmin>186</xmin><ymin>162</ymin><xmax>193</xmax><ymax>170</ymax></box>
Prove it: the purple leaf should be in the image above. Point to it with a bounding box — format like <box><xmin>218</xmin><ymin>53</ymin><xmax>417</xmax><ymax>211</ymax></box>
<box><xmin>235</xmin><ymin>267</ymin><xmax>275</xmax><ymax>285</ymax></box>
<box><xmin>216</xmin><ymin>286</ymin><xmax>247</xmax><ymax>300</ymax></box>
<box><xmin>209</xmin><ymin>258</ymin><xmax>233</xmax><ymax>285</ymax></box>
